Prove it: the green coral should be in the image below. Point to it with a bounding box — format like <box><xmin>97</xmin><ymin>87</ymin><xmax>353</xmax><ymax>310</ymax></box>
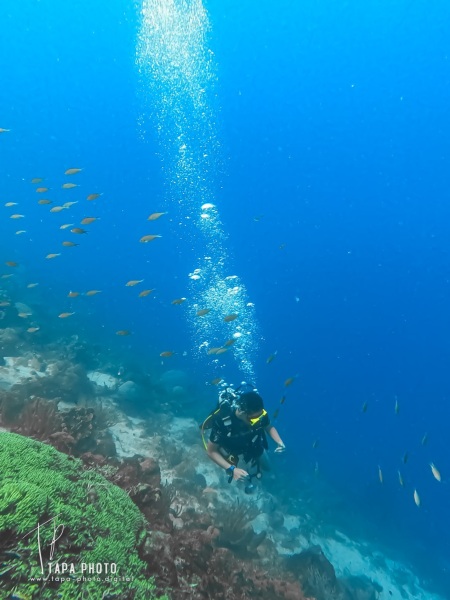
<box><xmin>0</xmin><ymin>432</ymin><xmax>169</xmax><ymax>600</ymax></box>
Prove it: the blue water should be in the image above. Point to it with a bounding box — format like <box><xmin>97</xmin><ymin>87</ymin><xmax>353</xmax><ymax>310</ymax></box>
<box><xmin>1</xmin><ymin>0</ymin><xmax>449</xmax><ymax>594</ymax></box>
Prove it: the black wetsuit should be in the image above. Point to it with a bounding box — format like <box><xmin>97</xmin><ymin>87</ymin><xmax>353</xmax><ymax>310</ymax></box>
<box><xmin>209</xmin><ymin>405</ymin><xmax>270</xmax><ymax>464</ymax></box>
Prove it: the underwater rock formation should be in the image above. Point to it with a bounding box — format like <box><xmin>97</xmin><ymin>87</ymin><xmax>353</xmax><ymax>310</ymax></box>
<box><xmin>0</xmin><ymin>432</ymin><xmax>165</xmax><ymax>599</ymax></box>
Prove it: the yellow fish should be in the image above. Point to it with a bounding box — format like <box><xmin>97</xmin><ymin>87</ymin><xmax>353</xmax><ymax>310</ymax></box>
<box><xmin>196</xmin><ymin>309</ymin><xmax>211</xmax><ymax>316</ymax></box>
<box><xmin>58</xmin><ymin>312</ymin><xmax>75</xmax><ymax>319</ymax></box>
<box><xmin>223</xmin><ymin>314</ymin><xmax>238</xmax><ymax>322</ymax></box>
<box><xmin>224</xmin><ymin>338</ymin><xmax>236</xmax><ymax>347</ymax></box>
<box><xmin>38</xmin><ymin>199</ymin><xmax>52</xmax><ymax>205</ymax></box>
<box><xmin>80</xmin><ymin>217</ymin><xmax>98</xmax><ymax>225</ymax></box>
<box><xmin>216</xmin><ymin>348</ymin><xmax>228</xmax><ymax>355</ymax></box>
<box><xmin>86</xmin><ymin>290</ymin><xmax>102</xmax><ymax>296</ymax></box>
<box><xmin>284</xmin><ymin>376</ymin><xmax>298</xmax><ymax>387</ymax></box>
<box><xmin>138</xmin><ymin>289</ymin><xmax>154</xmax><ymax>297</ymax></box>
<box><xmin>413</xmin><ymin>489</ymin><xmax>421</xmax><ymax>507</ymax></box>
<box><xmin>430</xmin><ymin>463</ymin><xmax>441</xmax><ymax>482</ymax></box>
<box><xmin>5</xmin><ymin>261</ymin><xmax>18</xmax><ymax>267</ymax></box>
<box><xmin>126</xmin><ymin>280</ymin><xmax>143</xmax><ymax>287</ymax></box>
<box><xmin>31</xmin><ymin>177</ymin><xmax>43</xmax><ymax>184</ymax></box>
<box><xmin>50</xmin><ymin>206</ymin><xmax>67</xmax><ymax>213</ymax></box>
<box><xmin>207</xmin><ymin>347</ymin><xmax>222</xmax><ymax>355</ymax></box>
<box><xmin>140</xmin><ymin>234</ymin><xmax>162</xmax><ymax>243</ymax></box>
<box><xmin>87</xmin><ymin>193</ymin><xmax>102</xmax><ymax>201</ymax></box>
<box><xmin>148</xmin><ymin>212</ymin><xmax>166</xmax><ymax>221</ymax></box>
<box><xmin>36</xmin><ymin>187</ymin><xmax>49</xmax><ymax>193</ymax></box>
<box><xmin>62</xmin><ymin>241</ymin><xmax>79</xmax><ymax>247</ymax></box>
<box><xmin>266</xmin><ymin>351</ymin><xmax>278</xmax><ymax>364</ymax></box>
<box><xmin>60</xmin><ymin>223</ymin><xmax>74</xmax><ymax>229</ymax></box>
<box><xmin>62</xmin><ymin>183</ymin><xmax>78</xmax><ymax>189</ymax></box>
<box><xmin>160</xmin><ymin>351</ymin><xmax>174</xmax><ymax>358</ymax></box>
<box><xmin>5</xmin><ymin>202</ymin><xmax>17</xmax><ymax>207</ymax></box>
<box><xmin>65</xmin><ymin>168</ymin><xmax>83</xmax><ymax>175</ymax></box>
<box><xmin>71</xmin><ymin>228</ymin><xmax>87</xmax><ymax>235</ymax></box>
<box><xmin>27</xmin><ymin>327</ymin><xmax>40</xmax><ymax>333</ymax></box>
<box><xmin>63</xmin><ymin>201</ymin><xmax>78</xmax><ymax>208</ymax></box>
<box><xmin>116</xmin><ymin>330</ymin><xmax>131</xmax><ymax>336</ymax></box>
<box><xmin>27</xmin><ymin>283</ymin><xmax>39</xmax><ymax>288</ymax></box>
<box><xmin>46</xmin><ymin>253</ymin><xmax>61</xmax><ymax>259</ymax></box>
<box><xmin>378</xmin><ymin>466</ymin><xmax>383</xmax><ymax>484</ymax></box>
<box><xmin>172</xmin><ymin>298</ymin><xmax>186</xmax><ymax>305</ymax></box>
<box><xmin>10</xmin><ymin>214</ymin><xmax>24</xmax><ymax>219</ymax></box>
<box><xmin>67</xmin><ymin>291</ymin><xmax>80</xmax><ymax>298</ymax></box>
<box><xmin>398</xmin><ymin>471</ymin><xmax>404</xmax><ymax>487</ymax></box>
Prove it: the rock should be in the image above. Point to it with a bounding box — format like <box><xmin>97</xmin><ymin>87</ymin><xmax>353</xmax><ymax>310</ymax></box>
<box><xmin>88</xmin><ymin>370</ymin><xmax>119</xmax><ymax>390</ymax></box>
<box><xmin>117</xmin><ymin>380</ymin><xmax>144</xmax><ymax>401</ymax></box>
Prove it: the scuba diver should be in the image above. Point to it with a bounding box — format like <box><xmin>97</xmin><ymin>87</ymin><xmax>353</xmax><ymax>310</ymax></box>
<box><xmin>201</xmin><ymin>384</ymin><xmax>286</xmax><ymax>493</ymax></box>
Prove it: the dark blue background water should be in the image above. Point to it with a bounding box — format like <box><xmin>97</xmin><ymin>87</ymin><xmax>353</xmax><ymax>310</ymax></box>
<box><xmin>1</xmin><ymin>0</ymin><xmax>449</xmax><ymax>594</ymax></box>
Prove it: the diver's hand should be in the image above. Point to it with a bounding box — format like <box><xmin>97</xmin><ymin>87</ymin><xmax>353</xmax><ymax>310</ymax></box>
<box><xmin>233</xmin><ymin>468</ymin><xmax>249</xmax><ymax>481</ymax></box>
<box><xmin>274</xmin><ymin>443</ymin><xmax>286</xmax><ymax>454</ymax></box>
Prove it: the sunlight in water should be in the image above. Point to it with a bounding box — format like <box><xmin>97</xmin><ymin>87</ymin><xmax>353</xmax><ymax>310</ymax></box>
<box><xmin>136</xmin><ymin>0</ymin><xmax>259</xmax><ymax>381</ymax></box>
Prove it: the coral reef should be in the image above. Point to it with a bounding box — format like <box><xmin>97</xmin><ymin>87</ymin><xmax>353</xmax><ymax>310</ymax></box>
<box><xmin>0</xmin><ymin>432</ymin><xmax>166</xmax><ymax>600</ymax></box>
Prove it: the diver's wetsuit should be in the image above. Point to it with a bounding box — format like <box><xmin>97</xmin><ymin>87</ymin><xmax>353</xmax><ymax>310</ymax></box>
<box><xmin>209</xmin><ymin>404</ymin><xmax>270</xmax><ymax>464</ymax></box>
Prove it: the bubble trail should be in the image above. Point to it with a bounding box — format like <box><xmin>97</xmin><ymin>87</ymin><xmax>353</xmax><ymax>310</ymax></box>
<box><xmin>136</xmin><ymin>0</ymin><xmax>259</xmax><ymax>381</ymax></box>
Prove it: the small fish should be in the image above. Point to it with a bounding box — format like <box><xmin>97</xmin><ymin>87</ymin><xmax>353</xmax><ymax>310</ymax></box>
<box><xmin>87</xmin><ymin>193</ymin><xmax>102</xmax><ymax>201</ymax></box>
<box><xmin>10</xmin><ymin>214</ymin><xmax>25</xmax><ymax>219</ymax></box>
<box><xmin>58</xmin><ymin>312</ymin><xmax>75</xmax><ymax>318</ymax></box>
<box><xmin>362</xmin><ymin>401</ymin><xmax>368</xmax><ymax>413</ymax></box>
<box><xmin>38</xmin><ymin>199</ymin><xmax>52</xmax><ymax>205</ymax></box>
<box><xmin>284</xmin><ymin>376</ymin><xmax>297</xmax><ymax>387</ymax></box>
<box><xmin>5</xmin><ymin>261</ymin><xmax>18</xmax><ymax>267</ymax></box>
<box><xmin>116</xmin><ymin>330</ymin><xmax>131</xmax><ymax>336</ymax></box>
<box><xmin>60</xmin><ymin>223</ymin><xmax>74</xmax><ymax>230</ymax></box>
<box><xmin>273</xmin><ymin>408</ymin><xmax>280</xmax><ymax>419</ymax></box>
<box><xmin>65</xmin><ymin>168</ymin><xmax>83</xmax><ymax>175</ymax></box>
<box><xmin>413</xmin><ymin>489</ymin><xmax>421</xmax><ymax>507</ymax></box>
<box><xmin>70</xmin><ymin>228</ymin><xmax>87</xmax><ymax>234</ymax></box>
<box><xmin>86</xmin><ymin>290</ymin><xmax>101</xmax><ymax>296</ymax></box>
<box><xmin>138</xmin><ymin>289</ymin><xmax>154</xmax><ymax>297</ymax></box>
<box><xmin>62</xmin><ymin>241</ymin><xmax>79</xmax><ymax>247</ymax></box>
<box><xmin>27</xmin><ymin>283</ymin><xmax>39</xmax><ymax>288</ymax></box>
<box><xmin>430</xmin><ymin>463</ymin><xmax>441</xmax><ymax>482</ymax></box>
<box><xmin>140</xmin><ymin>234</ymin><xmax>162</xmax><ymax>243</ymax></box>
<box><xmin>394</xmin><ymin>396</ymin><xmax>399</xmax><ymax>414</ymax></box>
<box><xmin>398</xmin><ymin>471</ymin><xmax>404</xmax><ymax>487</ymax></box>
<box><xmin>402</xmin><ymin>452</ymin><xmax>409</xmax><ymax>465</ymax></box>
<box><xmin>15</xmin><ymin>230</ymin><xmax>26</xmax><ymax>235</ymax></box>
<box><xmin>18</xmin><ymin>312</ymin><xmax>31</xmax><ymax>318</ymax></box>
<box><xmin>36</xmin><ymin>187</ymin><xmax>49</xmax><ymax>193</ymax></box>
<box><xmin>67</xmin><ymin>291</ymin><xmax>80</xmax><ymax>298</ymax></box>
<box><xmin>312</xmin><ymin>439</ymin><xmax>319</xmax><ymax>449</ymax></box>
<box><xmin>5</xmin><ymin>202</ymin><xmax>17</xmax><ymax>207</ymax></box>
<box><xmin>31</xmin><ymin>177</ymin><xmax>43</xmax><ymax>184</ymax></box>
<box><xmin>314</xmin><ymin>461</ymin><xmax>319</xmax><ymax>475</ymax></box>
<box><xmin>1</xmin><ymin>274</ymin><xmax>13</xmax><ymax>279</ymax></box>
<box><xmin>50</xmin><ymin>206</ymin><xmax>68</xmax><ymax>213</ymax></box>
<box><xmin>80</xmin><ymin>217</ymin><xmax>98</xmax><ymax>225</ymax></box>
<box><xmin>0</xmin><ymin>128</ymin><xmax>10</xmax><ymax>133</ymax></box>
<box><xmin>207</xmin><ymin>347</ymin><xmax>222</xmax><ymax>355</ymax></box>
<box><xmin>224</xmin><ymin>338</ymin><xmax>236</xmax><ymax>347</ymax></box>
<box><xmin>63</xmin><ymin>201</ymin><xmax>78</xmax><ymax>208</ymax></box>
<box><xmin>126</xmin><ymin>279</ymin><xmax>144</xmax><ymax>287</ymax></box>
<box><xmin>280</xmin><ymin>395</ymin><xmax>286</xmax><ymax>405</ymax></box>
<box><xmin>148</xmin><ymin>212</ymin><xmax>167</xmax><ymax>221</ymax></box>
<box><xmin>210</xmin><ymin>377</ymin><xmax>222</xmax><ymax>385</ymax></box>
<box><xmin>62</xmin><ymin>183</ymin><xmax>78</xmax><ymax>189</ymax></box>
<box><xmin>27</xmin><ymin>327</ymin><xmax>40</xmax><ymax>333</ymax></box>
<box><xmin>378</xmin><ymin>466</ymin><xmax>383</xmax><ymax>484</ymax></box>
<box><xmin>196</xmin><ymin>308</ymin><xmax>211</xmax><ymax>316</ymax></box>
<box><xmin>160</xmin><ymin>351</ymin><xmax>174</xmax><ymax>358</ymax></box>
<box><xmin>421</xmin><ymin>432</ymin><xmax>428</xmax><ymax>446</ymax></box>
<box><xmin>0</xmin><ymin>301</ymin><xmax>10</xmax><ymax>307</ymax></box>
<box><xmin>172</xmin><ymin>297</ymin><xmax>186</xmax><ymax>305</ymax></box>
<box><xmin>216</xmin><ymin>348</ymin><xmax>228</xmax><ymax>355</ymax></box>
<box><xmin>46</xmin><ymin>253</ymin><xmax>61</xmax><ymax>259</ymax></box>
<box><xmin>266</xmin><ymin>351</ymin><xmax>278</xmax><ymax>364</ymax></box>
<box><xmin>223</xmin><ymin>313</ymin><xmax>238</xmax><ymax>322</ymax></box>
